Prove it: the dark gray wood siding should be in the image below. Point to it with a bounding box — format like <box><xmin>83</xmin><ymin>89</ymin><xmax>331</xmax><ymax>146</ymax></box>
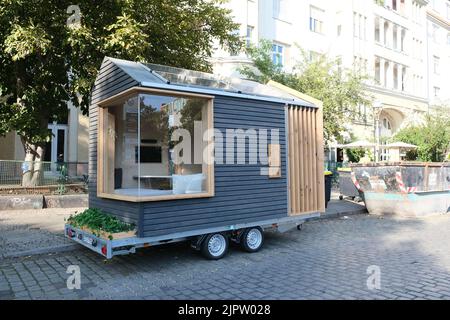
<box><xmin>141</xmin><ymin>96</ymin><xmax>288</xmax><ymax>237</ymax></box>
<box><xmin>88</xmin><ymin>59</ymin><xmax>141</xmax><ymax>226</ymax></box>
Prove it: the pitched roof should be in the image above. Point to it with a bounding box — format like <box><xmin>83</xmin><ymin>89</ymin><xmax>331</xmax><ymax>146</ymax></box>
<box><xmin>105</xmin><ymin>57</ymin><xmax>315</xmax><ymax>108</ymax></box>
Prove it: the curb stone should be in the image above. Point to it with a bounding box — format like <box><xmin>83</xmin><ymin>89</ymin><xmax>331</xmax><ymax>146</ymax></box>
<box><xmin>1</xmin><ymin>244</ymin><xmax>79</xmax><ymax>260</ymax></box>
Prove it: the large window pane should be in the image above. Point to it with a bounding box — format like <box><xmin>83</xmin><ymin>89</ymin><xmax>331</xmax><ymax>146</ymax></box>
<box><xmin>99</xmin><ymin>91</ymin><xmax>213</xmax><ymax>201</ymax></box>
<box><xmin>138</xmin><ymin>94</ymin><xmax>210</xmax><ymax>198</ymax></box>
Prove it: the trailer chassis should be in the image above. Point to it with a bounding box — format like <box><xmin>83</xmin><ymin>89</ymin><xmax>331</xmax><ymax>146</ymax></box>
<box><xmin>65</xmin><ymin>212</ymin><xmax>319</xmax><ymax>259</ymax></box>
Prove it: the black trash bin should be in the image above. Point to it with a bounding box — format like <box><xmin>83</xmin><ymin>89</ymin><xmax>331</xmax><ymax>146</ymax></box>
<box><xmin>324</xmin><ymin>171</ymin><xmax>333</xmax><ymax>208</ymax></box>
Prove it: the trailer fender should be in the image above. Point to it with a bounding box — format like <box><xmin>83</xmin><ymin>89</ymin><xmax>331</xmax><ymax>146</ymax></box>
<box><xmin>190</xmin><ymin>234</ymin><xmax>208</xmax><ymax>251</ymax></box>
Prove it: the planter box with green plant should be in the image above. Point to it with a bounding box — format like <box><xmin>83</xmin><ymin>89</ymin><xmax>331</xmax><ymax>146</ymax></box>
<box><xmin>67</xmin><ymin>208</ymin><xmax>136</xmax><ymax>240</ymax></box>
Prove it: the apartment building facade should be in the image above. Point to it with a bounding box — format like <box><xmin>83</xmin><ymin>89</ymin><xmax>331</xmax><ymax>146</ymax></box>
<box><xmin>211</xmin><ymin>0</ymin><xmax>450</xmax><ymax>161</ymax></box>
<box><xmin>427</xmin><ymin>0</ymin><xmax>450</xmax><ymax>107</ymax></box>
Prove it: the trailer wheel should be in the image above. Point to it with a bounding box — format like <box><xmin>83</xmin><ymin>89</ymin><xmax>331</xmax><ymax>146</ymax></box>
<box><xmin>241</xmin><ymin>227</ymin><xmax>264</xmax><ymax>253</ymax></box>
<box><xmin>201</xmin><ymin>233</ymin><xmax>229</xmax><ymax>260</ymax></box>
<box><xmin>339</xmin><ymin>195</ymin><xmax>344</xmax><ymax>200</ymax></box>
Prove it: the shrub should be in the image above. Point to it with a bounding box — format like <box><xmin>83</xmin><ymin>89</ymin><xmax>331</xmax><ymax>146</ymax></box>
<box><xmin>67</xmin><ymin>208</ymin><xmax>135</xmax><ymax>237</ymax></box>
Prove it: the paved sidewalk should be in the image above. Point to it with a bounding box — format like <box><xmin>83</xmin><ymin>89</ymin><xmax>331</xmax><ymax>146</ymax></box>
<box><xmin>0</xmin><ymin>208</ymin><xmax>86</xmax><ymax>259</ymax></box>
<box><xmin>2</xmin><ymin>213</ymin><xmax>450</xmax><ymax>300</ymax></box>
<box><xmin>322</xmin><ymin>198</ymin><xmax>367</xmax><ymax>219</ymax></box>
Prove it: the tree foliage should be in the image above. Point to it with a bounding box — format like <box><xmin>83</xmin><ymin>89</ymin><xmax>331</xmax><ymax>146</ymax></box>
<box><xmin>240</xmin><ymin>40</ymin><xmax>371</xmax><ymax>142</ymax></box>
<box><xmin>393</xmin><ymin>111</ymin><xmax>450</xmax><ymax>162</ymax></box>
<box><xmin>0</xmin><ymin>0</ymin><xmax>242</xmax><ymax>185</ymax></box>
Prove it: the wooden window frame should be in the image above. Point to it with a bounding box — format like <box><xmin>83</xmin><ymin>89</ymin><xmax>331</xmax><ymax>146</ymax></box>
<box><xmin>96</xmin><ymin>87</ymin><xmax>215</xmax><ymax>202</ymax></box>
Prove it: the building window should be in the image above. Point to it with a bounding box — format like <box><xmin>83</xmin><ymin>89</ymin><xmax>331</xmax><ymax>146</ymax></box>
<box><xmin>383</xmin><ymin>21</ymin><xmax>389</xmax><ymax>46</ymax></box>
<box><xmin>273</xmin><ymin>0</ymin><xmax>290</xmax><ymax>22</ymax></box>
<box><xmin>337</xmin><ymin>25</ymin><xmax>342</xmax><ymax>36</ymax></box>
<box><xmin>393</xmin><ymin>25</ymin><xmax>398</xmax><ymax>50</ymax></box>
<box><xmin>401</xmin><ymin>67</ymin><xmax>406</xmax><ymax>91</ymax></box>
<box><xmin>310</xmin><ymin>6</ymin><xmax>324</xmax><ymax>34</ymax></box>
<box><xmin>375</xmin><ymin>59</ymin><xmax>381</xmax><ymax>84</ymax></box>
<box><xmin>363</xmin><ymin>17</ymin><xmax>367</xmax><ymax>40</ymax></box>
<box><xmin>309</xmin><ymin>50</ymin><xmax>321</xmax><ymax>62</ymax></box>
<box><xmin>375</xmin><ymin>17</ymin><xmax>380</xmax><ymax>42</ymax></box>
<box><xmin>393</xmin><ymin>64</ymin><xmax>399</xmax><ymax>89</ymax></box>
<box><xmin>447</xmin><ymin>33</ymin><xmax>450</xmax><ymax>46</ymax></box>
<box><xmin>434</xmin><ymin>86</ymin><xmax>440</xmax><ymax>97</ymax></box>
<box><xmin>272</xmin><ymin>43</ymin><xmax>284</xmax><ymax>66</ymax></box>
<box><xmin>97</xmin><ymin>90</ymin><xmax>214</xmax><ymax>202</ymax></box>
<box><xmin>392</xmin><ymin>0</ymin><xmax>397</xmax><ymax>11</ymax></box>
<box><xmin>433</xmin><ymin>56</ymin><xmax>440</xmax><ymax>74</ymax></box>
<box><xmin>447</xmin><ymin>3</ymin><xmax>450</xmax><ymax>20</ymax></box>
<box><xmin>432</xmin><ymin>24</ymin><xmax>439</xmax><ymax>43</ymax></box>
<box><xmin>382</xmin><ymin>117</ymin><xmax>392</xmax><ymax>130</ymax></box>
<box><xmin>246</xmin><ymin>25</ymin><xmax>254</xmax><ymax>47</ymax></box>
<box><xmin>401</xmin><ymin>29</ymin><xmax>405</xmax><ymax>51</ymax></box>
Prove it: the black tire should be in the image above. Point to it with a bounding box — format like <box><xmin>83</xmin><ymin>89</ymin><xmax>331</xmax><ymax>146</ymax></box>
<box><xmin>201</xmin><ymin>233</ymin><xmax>229</xmax><ymax>260</ymax></box>
<box><xmin>339</xmin><ymin>195</ymin><xmax>344</xmax><ymax>200</ymax></box>
<box><xmin>240</xmin><ymin>227</ymin><xmax>264</xmax><ymax>253</ymax></box>
<box><xmin>297</xmin><ymin>224</ymin><xmax>303</xmax><ymax>231</ymax></box>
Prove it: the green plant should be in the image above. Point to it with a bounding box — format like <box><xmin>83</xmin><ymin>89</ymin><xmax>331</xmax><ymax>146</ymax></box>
<box><xmin>346</xmin><ymin>148</ymin><xmax>366</xmax><ymax>163</ymax></box>
<box><xmin>68</xmin><ymin>208</ymin><xmax>135</xmax><ymax>239</ymax></box>
<box><xmin>393</xmin><ymin>111</ymin><xmax>450</xmax><ymax>162</ymax></box>
<box><xmin>56</xmin><ymin>163</ymin><xmax>69</xmax><ymax>195</ymax></box>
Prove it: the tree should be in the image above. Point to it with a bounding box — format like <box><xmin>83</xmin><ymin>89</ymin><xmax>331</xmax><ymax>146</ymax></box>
<box><xmin>393</xmin><ymin>111</ymin><xmax>450</xmax><ymax>162</ymax></box>
<box><xmin>240</xmin><ymin>40</ymin><xmax>371</xmax><ymax>142</ymax></box>
<box><xmin>0</xmin><ymin>0</ymin><xmax>242</xmax><ymax>186</ymax></box>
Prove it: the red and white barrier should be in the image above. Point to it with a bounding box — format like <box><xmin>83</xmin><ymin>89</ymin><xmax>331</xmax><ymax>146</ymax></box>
<box><xmin>351</xmin><ymin>172</ymin><xmax>362</xmax><ymax>191</ymax></box>
<box><xmin>395</xmin><ymin>171</ymin><xmax>417</xmax><ymax>193</ymax></box>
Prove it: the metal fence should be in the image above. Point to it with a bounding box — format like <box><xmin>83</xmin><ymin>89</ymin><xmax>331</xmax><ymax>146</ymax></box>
<box><xmin>0</xmin><ymin>160</ymin><xmax>88</xmax><ymax>188</ymax></box>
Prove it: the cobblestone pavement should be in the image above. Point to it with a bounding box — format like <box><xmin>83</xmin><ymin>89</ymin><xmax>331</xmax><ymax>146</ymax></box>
<box><xmin>2</xmin><ymin>213</ymin><xmax>450</xmax><ymax>300</ymax></box>
<box><xmin>0</xmin><ymin>208</ymin><xmax>84</xmax><ymax>259</ymax></box>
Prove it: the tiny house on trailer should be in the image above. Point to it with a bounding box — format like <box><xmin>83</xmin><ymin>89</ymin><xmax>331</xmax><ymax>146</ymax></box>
<box><xmin>65</xmin><ymin>57</ymin><xmax>325</xmax><ymax>259</ymax></box>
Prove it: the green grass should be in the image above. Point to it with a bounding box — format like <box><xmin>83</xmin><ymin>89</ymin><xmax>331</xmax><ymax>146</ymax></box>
<box><xmin>67</xmin><ymin>208</ymin><xmax>135</xmax><ymax>239</ymax></box>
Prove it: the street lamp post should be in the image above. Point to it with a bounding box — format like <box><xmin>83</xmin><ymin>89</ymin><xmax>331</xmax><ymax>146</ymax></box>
<box><xmin>373</xmin><ymin>101</ymin><xmax>383</xmax><ymax>163</ymax></box>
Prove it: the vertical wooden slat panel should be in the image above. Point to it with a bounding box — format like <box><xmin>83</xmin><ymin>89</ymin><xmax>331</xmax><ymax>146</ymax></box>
<box><xmin>301</xmin><ymin>107</ymin><xmax>308</xmax><ymax>212</ymax></box>
<box><xmin>311</xmin><ymin>109</ymin><xmax>318</xmax><ymax>211</ymax></box>
<box><xmin>287</xmin><ymin>107</ymin><xmax>292</xmax><ymax>214</ymax></box>
<box><xmin>292</xmin><ymin>107</ymin><xmax>300</xmax><ymax>213</ymax></box>
<box><xmin>298</xmin><ymin>107</ymin><xmax>304</xmax><ymax>213</ymax></box>
<box><xmin>309</xmin><ymin>109</ymin><xmax>317</xmax><ymax>211</ymax></box>
<box><xmin>315</xmin><ymin>104</ymin><xmax>325</xmax><ymax>212</ymax></box>
<box><xmin>306</xmin><ymin>109</ymin><xmax>314</xmax><ymax>211</ymax></box>
<box><xmin>288</xmin><ymin>107</ymin><xmax>295</xmax><ymax>214</ymax></box>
